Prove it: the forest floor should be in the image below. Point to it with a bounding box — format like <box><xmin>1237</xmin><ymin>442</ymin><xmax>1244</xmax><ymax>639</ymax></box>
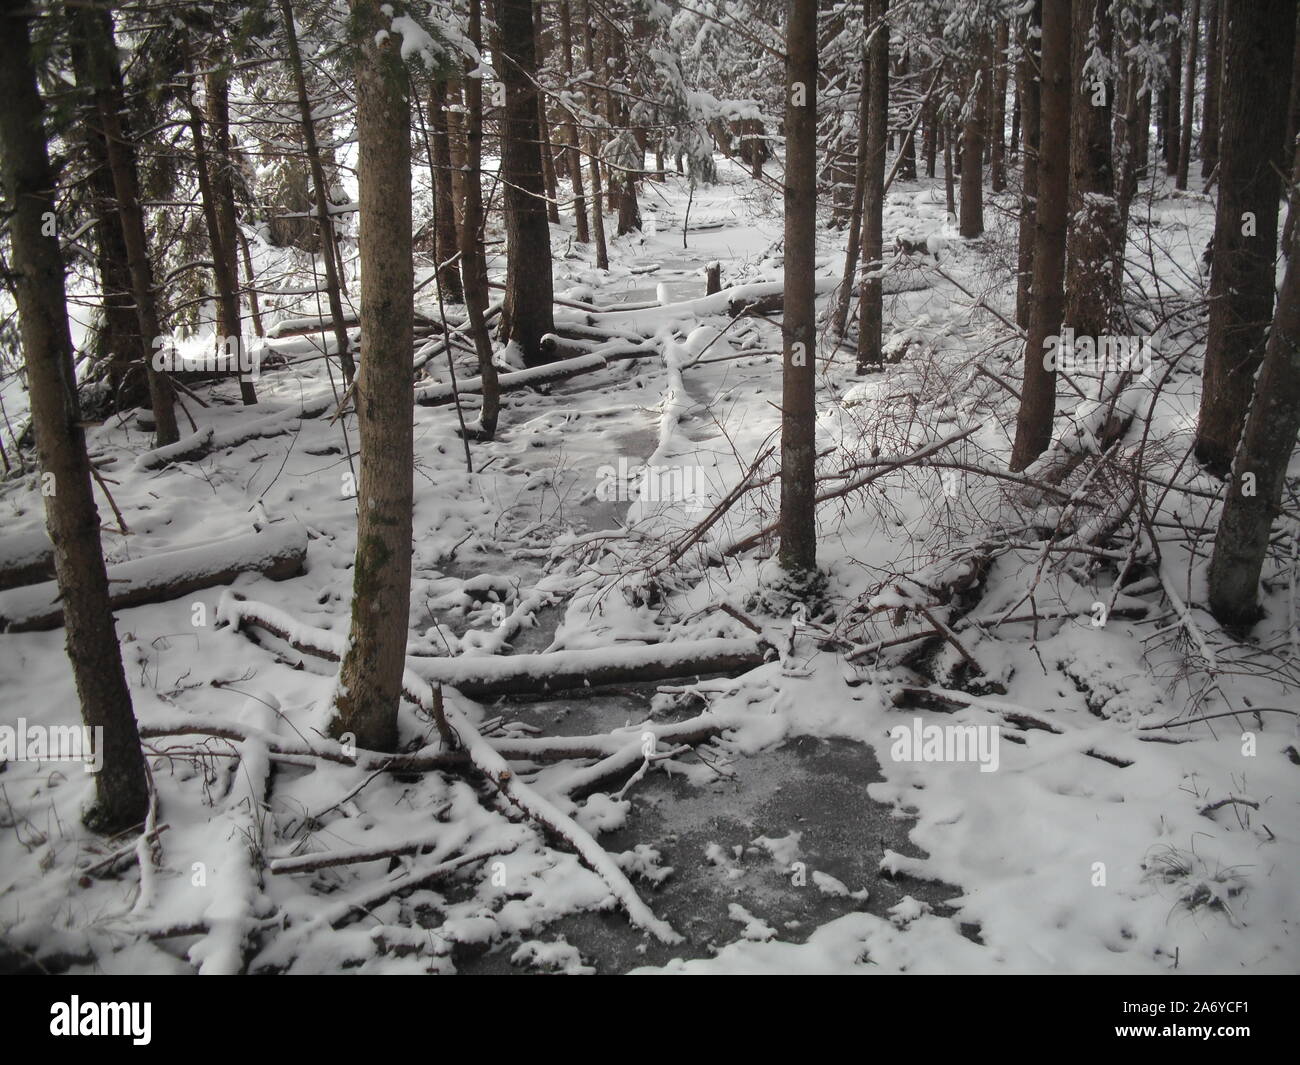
<box><xmin>0</xmin><ymin>156</ymin><xmax>1296</xmax><ymax>974</ymax></box>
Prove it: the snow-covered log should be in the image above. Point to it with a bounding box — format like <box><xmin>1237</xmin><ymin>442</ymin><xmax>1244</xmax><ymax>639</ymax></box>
<box><xmin>187</xmin><ymin>695</ymin><xmax>277</xmax><ymax>975</ymax></box>
<box><xmin>0</xmin><ymin>530</ymin><xmax>55</xmax><ymax>591</ymax></box>
<box><xmin>538</xmin><ymin>334</ymin><xmax>659</xmax><ymax>361</ymax></box>
<box><xmin>415</xmin><ymin>353</ymin><xmax>609</xmax><ymax>406</ymax></box>
<box><xmin>435</xmin><ymin>692</ymin><xmax>683</xmax><ymax>944</ymax></box>
<box><xmin>224</xmin><ymin>593</ymin><xmax>770</xmax><ymax>696</ymax></box>
<box><xmin>135</xmin><ymin>397</ymin><xmax>334</xmax><ymax>471</ymax></box>
<box><xmin>0</xmin><ymin>524</ymin><xmax>307</xmax><ymax>632</ymax></box>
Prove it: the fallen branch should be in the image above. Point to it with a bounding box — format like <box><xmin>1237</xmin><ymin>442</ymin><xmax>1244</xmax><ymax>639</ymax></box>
<box><xmin>725</xmin><ymin>426</ymin><xmax>981</xmax><ymax>557</ymax></box>
<box><xmin>219</xmin><ymin>591</ymin><xmax>772</xmax><ymax>698</ymax></box>
<box><xmin>415</xmin><ymin>353</ymin><xmax>609</xmax><ymax>406</ymax></box>
<box><xmin>0</xmin><ymin>525</ymin><xmax>308</xmax><ymax>632</ymax></box>
<box><xmin>135</xmin><ymin>398</ymin><xmax>333</xmax><ymax>471</ymax></box>
<box><xmin>0</xmin><ymin>531</ymin><xmax>56</xmax><ymax>591</ymax></box>
<box><xmin>435</xmin><ymin>689</ymin><xmax>683</xmax><ymax>944</ymax></box>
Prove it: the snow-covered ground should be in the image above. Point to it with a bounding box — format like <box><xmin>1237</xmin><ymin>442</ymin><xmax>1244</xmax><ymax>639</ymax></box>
<box><xmin>0</xmin><ymin>156</ymin><xmax>1296</xmax><ymax>974</ymax></box>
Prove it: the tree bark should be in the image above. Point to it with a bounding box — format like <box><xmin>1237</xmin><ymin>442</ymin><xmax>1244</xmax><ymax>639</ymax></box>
<box><xmin>280</xmin><ymin>0</ymin><xmax>357</xmax><ymax>384</ymax></box>
<box><xmin>534</xmin><ymin>0</ymin><xmax>562</xmax><ymax>226</ymax></box>
<box><xmin>856</xmin><ymin>0</ymin><xmax>889</xmax><ymax>372</ymax></box>
<box><xmin>184</xmin><ymin>51</ymin><xmax>257</xmax><ymax>406</ymax></box>
<box><xmin>452</xmin><ymin>0</ymin><xmax>500</xmax><ymax>438</ymax></box>
<box><xmin>899</xmin><ymin>48</ymin><xmax>918</xmax><ymax>181</ymax></box>
<box><xmin>0</xmin><ymin>10</ymin><xmax>148</xmax><ymax>832</ymax></box>
<box><xmin>1195</xmin><ymin>0</ymin><xmax>1296</xmax><ymax>475</ymax></box>
<box><xmin>1201</xmin><ymin>0</ymin><xmax>1222</xmax><ymax>178</ymax></box>
<box><xmin>1286</xmin><ymin>5</ymin><xmax>1300</xmax><ymax>178</ymax></box>
<box><xmin>428</xmin><ymin>80</ymin><xmax>465</xmax><ymax>302</ymax></box>
<box><xmin>959</xmin><ymin>36</ymin><xmax>987</xmax><ymax>238</ymax></box>
<box><xmin>1015</xmin><ymin>1</ymin><xmax>1042</xmax><ymax>329</ymax></box>
<box><xmin>497</xmin><ymin>0</ymin><xmax>557</xmax><ymax>365</ymax></box>
<box><xmin>582</xmin><ymin>0</ymin><xmax>609</xmax><ymax>269</ymax></box>
<box><xmin>71</xmin><ymin>50</ymin><xmax>142</xmax><ymax>413</ymax></box>
<box><xmin>330</xmin><ymin>0</ymin><xmax>415</xmax><ymax>753</ymax></box>
<box><xmin>778</xmin><ymin>0</ymin><xmax>819</xmax><ymax>578</ymax></box>
<box><xmin>923</xmin><ymin>93</ymin><xmax>938</xmax><ymax>178</ymax></box>
<box><xmin>1207</xmin><ymin>209</ymin><xmax>1300</xmax><ymax>628</ymax></box>
<box><xmin>559</xmin><ymin>0</ymin><xmax>589</xmax><ymax>244</ymax></box>
<box><xmin>990</xmin><ymin>20</ymin><xmax>1009</xmax><ymax>193</ymax></box>
<box><xmin>1010</xmin><ymin>0</ymin><xmax>1070</xmax><ymax>472</ymax></box>
<box><xmin>74</xmin><ymin>4</ymin><xmax>180</xmax><ymax>448</ymax></box>
<box><xmin>204</xmin><ymin>67</ymin><xmax>257</xmax><ymax>404</ymax></box>
<box><xmin>1063</xmin><ymin>0</ymin><xmax>1121</xmax><ymax>345</ymax></box>
<box><xmin>834</xmin><ymin>34</ymin><xmax>871</xmax><ymax>339</ymax></box>
<box><xmin>1164</xmin><ymin>0</ymin><xmax>1183</xmax><ymax>175</ymax></box>
<box><xmin>1176</xmin><ymin>0</ymin><xmax>1200</xmax><ymax>190</ymax></box>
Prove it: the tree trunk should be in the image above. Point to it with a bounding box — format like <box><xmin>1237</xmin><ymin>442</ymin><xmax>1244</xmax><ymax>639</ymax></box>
<box><xmin>330</xmin><ymin>0</ymin><xmax>415</xmax><ymax>753</ymax></box>
<box><xmin>456</xmin><ymin>0</ymin><xmax>500</xmax><ymax>438</ymax></box>
<box><xmin>1164</xmin><ymin>0</ymin><xmax>1183</xmax><ymax>175</ymax></box>
<box><xmin>1176</xmin><ymin>0</ymin><xmax>1200</xmax><ymax>190</ymax></box>
<box><xmin>1195</xmin><ymin>0</ymin><xmax>1296</xmax><ymax>475</ymax></box>
<box><xmin>280</xmin><ymin>0</ymin><xmax>357</xmax><ymax>384</ymax></box>
<box><xmin>429</xmin><ymin>80</ymin><xmax>465</xmax><ymax>303</ymax></box>
<box><xmin>990</xmin><ymin>20</ymin><xmax>1009</xmax><ymax>193</ymax></box>
<box><xmin>778</xmin><ymin>0</ymin><xmax>819</xmax><ymax>578</ymax></box>
<box><xmin>1201</xmin><ymin>0</ymin><xmax>1222</xmax><ymax>178</ymax></box>
<box><xmin>1015</xmin><ymin>1</ymin><xmax>1042</xmax><ymax>330</ymax></box>
<box><xmin>497</xmin><ymin>0</ymin><xmax>557</xmax><ymax>365</ymax></box>
<box><xmin>1207</xmin><ymin>209</ymin><xmax>1300</xmax><ymax>628</ymax></box>
<box><xmin>960</xmin><ymin>42</ymin><xmax>986</xmax><ymax>238</ymax></box>
<box><xmin>1063</xmin><ymin>0</ymin><xmax>1121</xmax><ymax>346</ymax></box>
<box><xmin>1010</xmin><ymin>78</ymin><xmax>1021</xmax><ymax>157</ymax></box>
<box><xmin>205</xmin><ymin>69</ymin><xmax>258</xmax><ymax>404</ymax></box>
<box><xmin>534</xmin><ymin>1</ymin><xmax>562</xmax><ymax>227</ymax></box>
<box><xmin>74</xmin><ymin>62</ymin><xmax>142</xmax><ymax>412</ymax></box>
<box><xmin>944</xmin><ymin>119</ymin><xmax>956</xmax><ymax>220</ymax></box>
<box><xmin>856</xmin><ymin>0</ymin><xmax>889</xmax><ymax>372</ymax></box>
<box><xmin>0</xmin><ymin>10</ymin><xmax>148</xmax><ymax>832</ymax></box>
<box><xmin>74</xmin><ymin>4</ymin><xmax>180</xmax><ymax>448</ymax></box>
<box><xmin>582</xmin><ymin>0</ymin><xmax>609</xmax><ymax>270</ymax></box>
<box><xmin>237</xmin><ymin>229</ymin><xmax>266</xmax><ymax>339</ymax></box>
<box><xmin>559</xmin><ymin>0</ymin><xmax>589</xmax><ymax>244</ymax></box>
<box><xmin>834</xmin><ymin>35</ymin><xmax>871</xmax><ymax>339</ymax></box>
<box><xmin>1114</xmin><ymin>9</ymin><xmax>1151</xmax><ymax>255</ymax></box>
<box><xmin>923</xmin><ymin>94</ymin><xmax>938</xmax><ymax>178</ymax></box>
<box><xmin>1286</xmin><ymin>6</ymin><xmax>1300</xmax><ymax>178</ymax></box>
<box><xmin>1010</xmin><ymin>0</ymin><xmax>1070</xmax><ymax>472</ymax></box>
<box><xmin>899</xmin><ymin>48</ymin><xmax>918</xmax><ymax>181</ymax></box>
<box><xmin>184</xmin><ymin>51</ymin><xmax>257</xmax><ymax>407</ymax></box>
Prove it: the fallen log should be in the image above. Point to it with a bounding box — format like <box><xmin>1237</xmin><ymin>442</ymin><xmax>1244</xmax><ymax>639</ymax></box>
<box><xmin>417</xmin><ymin>640</ymin><xmax>776</xmax><ymax>698</ymax></box>
<box><xmin>188</xmin><ymin>694</ymin><xmax>277</xmax><ymax>975</ymax></box>
<box><xmin>538</xmin><ymin>334</ymin><xmax>658</xmax><ymax>361</ymax></box>
<box><xmin>415</xmin><ymin>353</ymin><xmax>609</xmax><ymax>407</ymax></box>
<box><xmin>596</xmin><ymin>277</ymin><xmax>841</xmax><ymax>332</ymax></box>
<box><xmin>436</xmin><ymin>691</ymin><xmax>683</xmax><ymax>944</ymax></box>
<box><xmin>143</xmin><ymin>702</ymin><xmax>724</xmax><ymax>773</ymax></box>
<box><xmin>210</xmin><ymin>596</ymin><xmax>694</xmax><ymax>945</ymax></box>
<box><xmin>1017</xmin><ymin>376</ymin><xmax>1140</xmax><ymax>505</ymax></box>
<box><xmin>0</xmin><ymin>530</ymin><xmax>55</xmax><ymax>591</ymax></box>
<box><xmin>0</xmin><ymin>525</ymin><xmax>307</xmax><ymax>632</ymax></box>
<box><xmin>219</xmin><ymin>593</ymin><xmax>772</xmax><ymax>698</ymax></box>
<box><xmin>135</xmin><ymin>397</ymin><xmax>334</xmax><ymax>471</ymax></box>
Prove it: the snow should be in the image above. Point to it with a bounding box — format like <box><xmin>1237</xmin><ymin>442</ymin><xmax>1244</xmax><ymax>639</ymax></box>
<box><xmin>1</xmin><ymin>142</ymin><xmax>1297</xmax><ymax>977</ymax></box>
